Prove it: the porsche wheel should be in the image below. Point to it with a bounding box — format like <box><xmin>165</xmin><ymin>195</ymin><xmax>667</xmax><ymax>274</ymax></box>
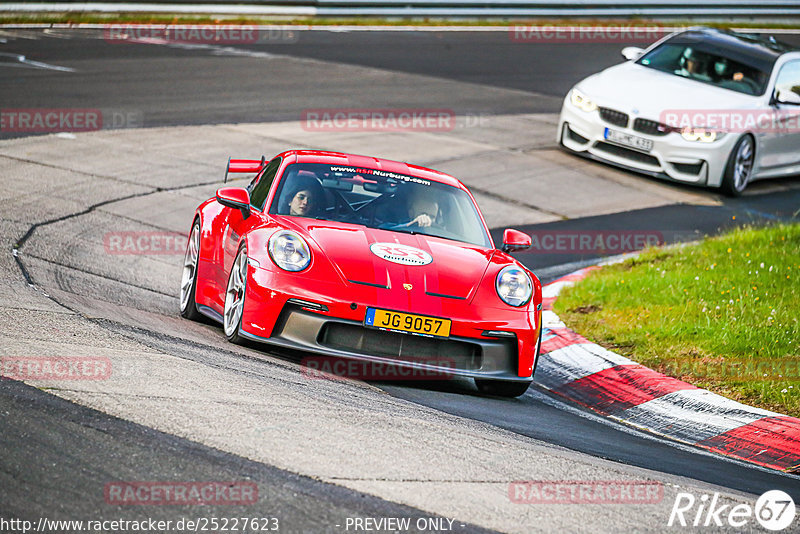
<box><xmin>721</xmin><ymin>135</ymin><xmax>754</xmax><ymax>197</ymax></box>
<box><xmin>223</xmin><ymin>245</ymin><xmax>248</xmax><ymax>344</ymax></box>
<box><xmin>474</xmin><ymin>379</ymin><xmax>531</xmax><ymax>398</ymax></box>
<box><xmin>179</xmin><ymin>221</ymin><xmax>202</xmax><ymax>321</ymax></box>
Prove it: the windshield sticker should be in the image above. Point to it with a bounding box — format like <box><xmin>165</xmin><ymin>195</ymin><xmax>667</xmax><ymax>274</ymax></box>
<box><xmin>370</xmin><ymin>243</ymin><xmax>433</xmax><ymax>266</ymax></box>
<box><xmin>329</xmin><ymin>166</ymin><xmax>431</xmax><ymax>186</ymax></box>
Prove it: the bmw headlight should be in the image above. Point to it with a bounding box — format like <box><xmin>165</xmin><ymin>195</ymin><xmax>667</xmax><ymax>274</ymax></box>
<box><xmin>681</xmin><ymin>127</ymin><xmax>723</xmax><ymax>143</ymax></box>
<box><xmin>496</xmin><ymin>266</ymin><xmax>533</xmax><ymax>307</ymax></box>
<box><xmin>268</xmin><ymin>230</ymin><xmax>311</xmax><ymax>272</ymax></box>
<box><xmin>570</xmin><ymin>88</ymin><xmax>597</xmax><ymax>113</ymax></box>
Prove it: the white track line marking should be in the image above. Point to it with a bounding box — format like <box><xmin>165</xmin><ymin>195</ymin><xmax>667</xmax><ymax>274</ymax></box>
<box><xmin>0</xmin><ymin>52</ymin><xmax>75</xmax><ymax>72</ymax></box>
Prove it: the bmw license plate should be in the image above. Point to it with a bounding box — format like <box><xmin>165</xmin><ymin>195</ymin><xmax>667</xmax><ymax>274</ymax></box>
<box><xmin>364</xmin><ymin>308</ymin><xmax>451</xmax><ymax>338</ymax></box>
<box><xmin>604</xmin><ymin>128</ymin><xmax>653</xmax><ymax>152</ymax></box>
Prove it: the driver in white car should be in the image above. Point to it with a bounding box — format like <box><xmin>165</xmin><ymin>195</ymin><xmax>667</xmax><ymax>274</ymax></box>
<box><xmin>675</xmin><ymin>47</ymin><xmax>712</xmax><ymax>82</ymax></box>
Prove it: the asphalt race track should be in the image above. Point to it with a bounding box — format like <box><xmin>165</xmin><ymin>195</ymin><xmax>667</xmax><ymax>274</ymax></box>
<box><xmin>1</xmin><ymin>28</ymin><xmax>800</xmax><ymax>533</ymax></box>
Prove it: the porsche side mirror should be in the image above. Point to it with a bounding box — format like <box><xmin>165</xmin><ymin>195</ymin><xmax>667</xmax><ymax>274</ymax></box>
<box><xmin>621</xmin><ymin>46</ymin><xmax>644</xmax><ymax>61</ymax></box>
<box><xmin>501</xmin><ymin>229</ymin><xmax>531</xmax><ymax>253</ymax></box>
<box><xmin>776</xmin><ymin>89</ymin><xmax>800</xmax><ymax>105</ymax></box>
<box><xmin>216</xmin><ymin>187</ymin><xmax>251</xmax><ymax>219</ymax></box>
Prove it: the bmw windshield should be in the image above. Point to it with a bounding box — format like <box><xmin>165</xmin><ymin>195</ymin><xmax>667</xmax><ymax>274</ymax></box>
<box><xmin>636</xmin><ymin>32</ymin><xmax>778</xmax><ymax>96</ymax></box>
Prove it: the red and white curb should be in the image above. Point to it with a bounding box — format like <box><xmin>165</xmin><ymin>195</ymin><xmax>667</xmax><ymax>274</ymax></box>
<box><xmin>537</xmin><ymin>267</ymin><xmax>800</xmax><ymax>473</ymax></box>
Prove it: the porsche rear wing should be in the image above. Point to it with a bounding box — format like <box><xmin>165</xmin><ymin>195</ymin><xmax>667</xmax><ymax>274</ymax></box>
<box><xmin>223</xmin><ymin>156</ymin><xmax>266</xmax><ymax>183</ymax></box>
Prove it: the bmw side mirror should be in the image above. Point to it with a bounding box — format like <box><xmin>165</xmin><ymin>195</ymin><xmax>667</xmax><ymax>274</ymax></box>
<box><xmin>776</xmin><ymin>89</ymin><xmax>800</xmax><ymax>105</ymax></box>
<box><xmin>216</xmin><ymin>187</ymin><xmax>251</xmax><ymax>219</ymax></box>
<box><xmin>621</xmin><ymin>47</ymin><xmax>644</xmax><ymax>61</ymax></box>
<box><xmin>501</xmin><ymin>229</ymin><xmax>531</xmax><ymax>253</ymax></box>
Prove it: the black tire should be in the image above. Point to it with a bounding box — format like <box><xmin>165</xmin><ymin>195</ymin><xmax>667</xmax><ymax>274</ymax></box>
<box><xmin>179</xmin><ymin>220</ymin><xmax>203</xmax><ymax>321</ymax></box>
<box><xmin>720</xmin><ymin>135</ymin><xmax>755</xmax><ymax>197</ymax></box>
<box><xmin>474</xmin><ymin>379</ymin><xmax>532</xmax><ymax>398</ymax></box>
<box><xmin>223</xmin><ymin>244</ymin><xmax>248</xmax><ymax>345</ymax></box>
<box><xmin>475</xmin><ymin>323</ymin><xmax>541</xmax><ymax>398</ymax></box>
<box><xmin>531</xmin><ymin>325</ymin><xmax>544</xmax><ymax>378</ymax></box>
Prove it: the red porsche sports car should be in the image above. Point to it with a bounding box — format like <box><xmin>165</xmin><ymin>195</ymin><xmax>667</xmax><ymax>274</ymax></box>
<box><xmin>180</xmin><ymin>150</ymin><xmax>542</xmax><ymax>397</ymax></box>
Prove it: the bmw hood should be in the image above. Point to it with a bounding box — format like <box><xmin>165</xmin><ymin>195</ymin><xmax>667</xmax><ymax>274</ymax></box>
<box><xmin>575</xmin><ymin>62</ymin><xmax>762</xmax><ymax>124</ymax></box>
<box><xmin>299</xmin><ymin>222</ymin><xmax>495</xmax><ymax>301</ymax></box>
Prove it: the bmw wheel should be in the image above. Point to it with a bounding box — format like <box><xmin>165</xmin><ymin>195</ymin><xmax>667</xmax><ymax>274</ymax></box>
<box><xmin>179</xmin><ymin>220</ymin><xmax>203</xmax><ymax>321</ymax></box>
<box><xmin>721</xmin><ymin>135</ymin><xmax>755</xmax><ymax>197</ymax></box>
<box><xmin>223</xmin><ymin>245</ymin><xmax>248</xmax><ymax>344</ymax></box>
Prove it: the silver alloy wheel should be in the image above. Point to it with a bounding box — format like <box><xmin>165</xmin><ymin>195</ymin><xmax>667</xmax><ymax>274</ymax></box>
<box><xmin>733</xmin><ymin>136</ymin><xmax>754</xmax><ymax>193</ymax></box>
<box><xmin>223</xmin><ymin>248</ymin><xmax>248</xmax><ymax>337</ymax></box>
<box><xmin>179</xmin><ymin>223</ymin><xmax>200</xmax><ymax>312</ymax></box>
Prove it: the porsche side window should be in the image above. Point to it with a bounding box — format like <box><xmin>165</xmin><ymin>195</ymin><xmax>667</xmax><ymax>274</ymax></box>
<box><xmin>248</xmin><ymin>158</ymin><xmax>281</xmax><ymax>211</ymax></box>
<box><xmin>249</xmin><ymin>158</ymin><xmax>281</xmax><ymax>211</ymax></box>
<box><xmin>775</xmin><ymin>61</ymin><xmax>800</xmax><ymax>100</ymax></box>
<box><xmin>249</xmin><ymin>157</ymin><xmax>281</xmax><ymax>210</ymax></box>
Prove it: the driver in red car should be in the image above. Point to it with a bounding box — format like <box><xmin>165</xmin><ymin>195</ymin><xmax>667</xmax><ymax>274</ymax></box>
<box><xmin>392</xmin><ymin>187</ymin><xmax>441</xmax><ymax>229</ymax></box>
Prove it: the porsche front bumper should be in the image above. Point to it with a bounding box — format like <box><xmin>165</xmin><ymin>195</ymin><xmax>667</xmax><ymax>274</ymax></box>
<box><xmin>238</xmin><ymin>264</ymin><xmax>540</xmax><ymax>382</ymax></box>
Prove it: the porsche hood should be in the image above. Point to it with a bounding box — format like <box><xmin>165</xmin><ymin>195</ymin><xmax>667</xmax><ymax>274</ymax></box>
<box><xmin>297</xmin><ymin>222</ymin><xmax>496</xmax><ymax>301</ymax></box>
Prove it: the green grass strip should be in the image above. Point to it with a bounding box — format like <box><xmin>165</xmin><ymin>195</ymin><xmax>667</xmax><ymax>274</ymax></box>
<box><xmin>554</xmin><ymin>222</ymin><xmax>800</xmax><ymax>418</ymax></box>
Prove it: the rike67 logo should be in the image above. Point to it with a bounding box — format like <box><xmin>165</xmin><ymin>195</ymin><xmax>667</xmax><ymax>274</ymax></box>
<box><xmin>669</xmin><ymin>490</ymin><xmax>795</xmax><ymax>531</ymax></box>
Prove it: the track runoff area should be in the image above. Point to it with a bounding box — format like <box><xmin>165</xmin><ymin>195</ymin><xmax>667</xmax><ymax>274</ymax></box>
<box><xmin>1</xmin><ymin>24</ymin><xmax>800</xmax><ymax>534</ymax></box>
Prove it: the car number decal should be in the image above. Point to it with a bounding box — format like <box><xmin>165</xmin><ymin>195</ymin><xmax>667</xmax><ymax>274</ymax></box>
<box><xmin>370</xmin><ymin>242</ymin><xmax>432</xmax><ymax>266</ymax></box>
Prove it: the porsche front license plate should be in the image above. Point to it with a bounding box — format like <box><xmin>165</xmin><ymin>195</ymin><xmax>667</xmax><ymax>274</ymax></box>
<box><xmin>364</xmin><ymin>308</ymin><xmax>451</xmax><ymax>338</ymax></box>
<box><xmin>604</xmin><ymin>128</ymin><xmax>654</xmax><ymax>152</ymax></box>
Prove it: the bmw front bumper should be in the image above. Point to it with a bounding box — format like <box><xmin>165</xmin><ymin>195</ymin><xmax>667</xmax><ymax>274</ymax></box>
<box><xmin>557</xmin><ymin>95</ymin><xmax>738</xmax><ymax>189</ymax></box>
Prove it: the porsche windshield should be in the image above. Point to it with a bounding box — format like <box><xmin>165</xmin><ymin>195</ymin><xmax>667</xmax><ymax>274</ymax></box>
<box><xmin>268</xmin><ymin>163</ymin><xmax>492</xmax><ymax>248</ymax></box>
<box><xmin>636</xmin><ymin>34</ymin><xmax>774</xmax><ymax>96</ymax></box>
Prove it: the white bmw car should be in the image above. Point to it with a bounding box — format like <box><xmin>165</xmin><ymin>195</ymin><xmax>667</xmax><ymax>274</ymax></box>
<box><xmin>558</xmin><ymin>28</ymin><xmax>800</xmax><ymax>195</ymax></box>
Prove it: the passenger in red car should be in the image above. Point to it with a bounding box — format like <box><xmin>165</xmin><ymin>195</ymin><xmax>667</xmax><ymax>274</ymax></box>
<box><xmin>289</xmin><ymin>190</ymin><xmax>315</xmax><ymax>216</ymax></box>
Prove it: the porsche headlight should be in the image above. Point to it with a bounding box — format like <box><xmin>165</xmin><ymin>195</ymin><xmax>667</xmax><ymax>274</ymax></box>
<box><xmin>570</xmin><ymin>88</ymin><xmax>597</xmax><ymax>113</ymax></box>
<box><xmin>681</xmin><ymin>127</ymin><xmax>723</xmax><ymax>143</ymax></box>
<box><xmin>496</xmin><ymin>266</ymin><xmax>533</xmax><ymax>307</ymax></box>
<box><xmin>268</xmin><ymin>230</ymin><xmax>311</xmax><ymax>271</ymax></box>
